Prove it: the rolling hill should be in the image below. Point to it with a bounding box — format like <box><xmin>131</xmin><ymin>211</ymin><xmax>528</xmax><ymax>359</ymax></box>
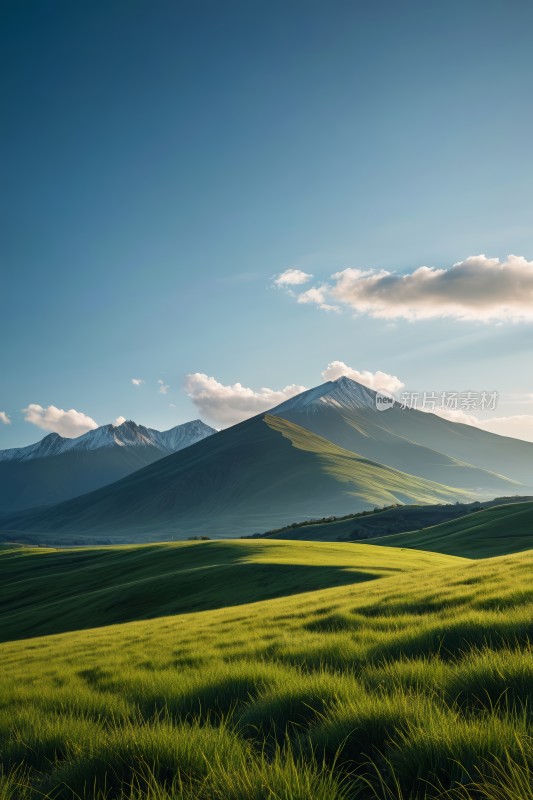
<box><xmin>0</xmin><ymin>538</ymin><xmax>461</xmax><ymax>643</ymax></box>
<box><xmin>366</xmin><ymin>500</ymin><xmax>533</xmax><ymax>557</ymax></box>
<box><xmin>255</xmin><ymin>496</ymin><xmax>533</xmax><ymax>542</ymax></box>
<box><xmin>0</xmin><ymin>419</ymin><xmax>215</xmax><ymax>512</ymax></box>
<box><xmin>0</xmin><ymin>546</ymin><xmax>531</xmax><ymax>799</ymax></box>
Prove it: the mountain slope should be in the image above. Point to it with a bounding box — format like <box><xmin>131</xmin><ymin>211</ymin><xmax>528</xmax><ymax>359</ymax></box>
<box><xmin>0</xmin><ymin>414</ymin><xmax>472</xmax><ymax>543</ymax></box>
<box><xmin>367</xmin><ymin>501</ymin><xmax>533</xmax><ymax>558</ymax></box>
<box><xmin>272</xmin><ymin>376</ymin><xmax>531</xmax><ymax>492</ymax></box>
<box><xmin>0</xmin><ymin>419</ymin><xmax>215</xmax><ymax>512</ymax></box>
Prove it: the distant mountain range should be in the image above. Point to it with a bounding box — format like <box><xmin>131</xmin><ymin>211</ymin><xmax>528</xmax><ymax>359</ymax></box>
<box><xmin>0</xmin><ymin>419</ymin><xmax>215</xmax><ymax>512</ymax></box>
<box><xmin>1</xmin><ymin>376</ymin><xmax>531</xmax><ymax>544</ymax></box>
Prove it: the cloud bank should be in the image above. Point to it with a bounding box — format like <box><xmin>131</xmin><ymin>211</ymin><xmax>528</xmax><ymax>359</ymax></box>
<box><xmin>23</xmin><ymin>404</ymin><xmax>98</xmax><ymax>437</ymax></box>
<box><xmin>277</xmin><ymin>255</ymin><xmax>533</xmax><ymax>322</ymax></box>
<box><xmin>0</xmin><ymin>411</ymin><xmax>10</xmax><ymax>425</ymax></box>
<box><xmin>185</xmin><ymin>373</ymin><xmax>306</xmax><ymax>426</ymax></box>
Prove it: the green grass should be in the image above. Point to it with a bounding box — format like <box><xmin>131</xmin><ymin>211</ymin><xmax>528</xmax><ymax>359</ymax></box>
<box><xmin>367</xmin><ymin>500</ymin><xmax>533</xmax><ymax>557</ymax></box>
<box><xmin>0</xmin><ymin>539</ymin><xmax>460</xmax><ymax>642</ymax></box>
<box><xmin>0</xmin><ymin>545</ymin><xmax>531</xmax><ymax>799</ymax></box>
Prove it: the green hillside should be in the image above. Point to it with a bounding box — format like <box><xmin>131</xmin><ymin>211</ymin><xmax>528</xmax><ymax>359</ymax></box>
<box><xmin>0</xmin><ymin>539</ymin><xmax>460</xmax><ymax>643</ymax></box>
<box><xmin>367</xmin><ymin>501</ymin><xmax>533</xmax><ymax>557</ymax></box>
<box><xmin>0</xmin><ymin>415</ymin><xmax>471</xmax><ymax>543</ymax></box>
<box><xmin>257</xmin><ymin>496</ymin><xmax>533</xmax><ymax>542</ymax></box>
<box><xmin>0</xmin><ymin>548</ymin><xmax>531</xmax><ymax>799</ymax></box>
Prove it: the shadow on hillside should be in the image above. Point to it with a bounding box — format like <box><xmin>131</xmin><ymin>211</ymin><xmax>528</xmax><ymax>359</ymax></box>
<box><xmin>0</xmin><ymin>541</ymin><xmax>383</xmax><ymax>643</ymax></box>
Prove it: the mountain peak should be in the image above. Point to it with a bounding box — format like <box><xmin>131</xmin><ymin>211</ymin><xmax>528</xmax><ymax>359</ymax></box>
<box><xmin>271</xmin><ymin>376</ymin><xmax>378</xmax><ymax>416</ymax></box>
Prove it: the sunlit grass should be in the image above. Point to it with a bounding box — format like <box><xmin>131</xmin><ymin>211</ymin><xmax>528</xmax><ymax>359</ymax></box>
<box><xmin>0</xmin><ymin>548</ymin><xmax>531</xmax><ymax>798</ymax></box>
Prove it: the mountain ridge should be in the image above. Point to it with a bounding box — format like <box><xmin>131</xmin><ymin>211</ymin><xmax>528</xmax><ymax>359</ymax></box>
<box><xmin>0</xmin><ymin>419</ymin><xmax>216</xmax><ymax>513</ymax></box>
<box><xmin>0</xmin><ymin>419</ymin><xmax>215</xmax><ymax>463</ymax></box>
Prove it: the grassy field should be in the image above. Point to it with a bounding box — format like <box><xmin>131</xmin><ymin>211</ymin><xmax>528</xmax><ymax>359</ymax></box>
<box><xmin>368</xmin><ymin>501</ymin><xmax>533</xmax><ymax>558</ymax></box>
<box><xmin>0</xmin><ymin>539</ymin><xmax>460</xmax><ymax>642</ymax></box>
<box><xmin>0</xmin><ymin>538</ymin><xmax>531</xmax><ymax>799</ymax></box>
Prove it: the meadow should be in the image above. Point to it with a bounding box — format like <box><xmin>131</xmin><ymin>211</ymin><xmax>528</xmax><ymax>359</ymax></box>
<box><xmin>0</xmin><ymin>537</ymin><xmax>531</xmax><ymax>799</ymax></box>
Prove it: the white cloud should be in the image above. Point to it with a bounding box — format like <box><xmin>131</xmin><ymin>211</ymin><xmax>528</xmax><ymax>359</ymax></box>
<box><xmin>282</xmin><ymin>255</ymin><xmax>533</xmax><ymax>322</ymax></box>
<box><xmin>185</xmin><ymin>373</ymin><xmax>306</xmax><ymax>427</ymax></box>
<box><xmin>131</xmin><ymin>378</ymin><xmax>145</xmax><ymax>386</ymax></box>
<box><xmin>114</xmin><ymin>416</ymin><xmax>127</xmax><ymax>426</ymax></box>
<box><xmin>322</xmin><ymin>361</ymin><xmax>405</xmax><ymax>393</ymax></box>
<box><xmin>158</xmin><ymin>380</ymin><xmax>170</xmax><ymax>394</ymax></box>
<box><xmin>274</xmin><ymin>268</ymin><xmax>313</xmax><ymax>287</ymax></box>
<box><xmin>23</xmin><ymin>404</ymin><xmax>98</xmax><ymax>438</ymax></box>
<box><xmin>297</xmin><ymin>286</ymin><xmax>339</xmax><ymax>312</ymax></box>
<box><xmin>0</xmin><ymin>411</ymin><xmax>10</xmax><ymax>425</ymax></box>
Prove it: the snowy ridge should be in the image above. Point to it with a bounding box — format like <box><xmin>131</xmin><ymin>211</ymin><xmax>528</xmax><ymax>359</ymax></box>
<box><xmin>0</xmin><ymin>419</ymin><xmax>215</xmax><ymax>463</ymax></box>
<box><xmin>271</xmin><ymin>376</ymin><xmax>379</xmax><ymax>415</ymax></box>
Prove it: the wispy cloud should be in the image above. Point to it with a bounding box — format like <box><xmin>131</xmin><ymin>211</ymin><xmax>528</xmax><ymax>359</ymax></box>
<box><xmin>23</xmin><ymin>404</ymin><xmax>98</xmax><ymax>438</ymax></box>
<box><xmin>431</xmin><ymin>407</ymin><xmax>533</xmax><ymax>444</ymax></box>
<box><xmin>131</xmin><ymin>378</ymin><xmax>145</xmax><ymax>386</ymax></box>
<box><xmin>0</xmin><ymin>411</ymin><xmax>10</xmax><ymax>425</ymax></box>
<box><xmin>158</xmin><ymin>380</ymin><xmax>170</xmax><ymax>394</ymax></box>
<box><xmin>276</xmin><ymin>255</ymin><xmax>533</xmax><ymax>322</ymax></box>
<box><xmin>479</xmin><ymin>414</ymin><xmax>533</xmax><ymax>442</ymax></box>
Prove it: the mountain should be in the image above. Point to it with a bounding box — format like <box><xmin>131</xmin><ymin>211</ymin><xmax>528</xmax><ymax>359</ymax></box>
<box><xmin>0</xmin><ymin>419</ymin><xmax>215</xmax><ymax>512</ymax></box>
<box><xmin>1</xmin><ymin>376</ymin><xmax>530</xmax><ymax>543</ymax></box>
<box><xmin>0</xmin><ymin>412</ymin><xmax>473</xmax><ymax>543</ymax></box>
<box><xmin>272</xmin><ymin>376</ymin><xmax>532</xmax><ymax>491</ymax></box>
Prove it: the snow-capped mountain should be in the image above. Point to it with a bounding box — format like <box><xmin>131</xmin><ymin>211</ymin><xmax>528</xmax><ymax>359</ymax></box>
<box><xmin>0</xmin><ymin>419</ymin><xmax>215</xmax><ymax>463</ymax></box>
<box><xmin>0</xmin><ymin>419</ymin><xmax>216</xmax><ymax>513</ymax></box>
<box><xmin>272</xmin><ymin>376</ymin><xmax>379</xmax><ymax>415</ymax></box>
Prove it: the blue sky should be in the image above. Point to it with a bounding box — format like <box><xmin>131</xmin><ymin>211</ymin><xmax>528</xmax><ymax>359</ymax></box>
<box><xmin>2</xmin><ymin>0</ymin><xmax>533</xmax><ymax>447</ymax></box>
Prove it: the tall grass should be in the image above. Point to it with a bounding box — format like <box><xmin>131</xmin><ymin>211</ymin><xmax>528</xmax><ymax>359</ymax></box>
<box><xmin>0</xmin><ymin>549</ymin><xmax>531</xmax><ymax>798</ymax></box>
